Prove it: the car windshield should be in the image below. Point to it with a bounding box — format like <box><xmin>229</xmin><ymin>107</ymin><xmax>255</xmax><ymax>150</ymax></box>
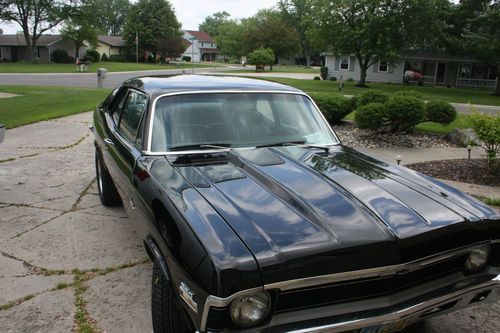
<box><xmin>150</xmin><ymin>93</ymin><xmax>338</xmax><ymax>152</ymax></box>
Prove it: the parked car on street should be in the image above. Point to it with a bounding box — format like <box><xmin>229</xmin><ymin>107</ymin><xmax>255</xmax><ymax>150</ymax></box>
<box><xmin>93</xmin><ymin>75</ymin><xmax>500</xmax><ymax>333</ymax></box>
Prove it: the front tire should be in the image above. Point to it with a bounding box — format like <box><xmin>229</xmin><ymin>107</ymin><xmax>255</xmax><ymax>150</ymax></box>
<box><xmin>151</xmin><ymin>261</ymin><xmax>191</xmax><ymax>333</ymax></box>
<box><xmin>95</xmin><ymin>150</ymin><xmax>121</xmax><ymax>206</ymax></box>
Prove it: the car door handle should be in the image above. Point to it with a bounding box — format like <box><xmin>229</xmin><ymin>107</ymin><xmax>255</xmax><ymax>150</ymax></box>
<box><xmin>104</xmin><ymin>138</ymin><xmax>115</xmax><ymax>148</ymax></box>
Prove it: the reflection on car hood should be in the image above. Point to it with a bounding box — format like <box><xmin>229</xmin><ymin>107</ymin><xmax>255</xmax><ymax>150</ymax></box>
<box><xmin>168</xmin><ymin>145</ymin><xmax>498</xmax><ymax>285</ymax></box>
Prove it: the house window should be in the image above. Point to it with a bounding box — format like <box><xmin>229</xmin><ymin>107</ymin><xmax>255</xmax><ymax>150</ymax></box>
<box><xmin>0</xmin><ymin>48</ymin><xmax>2</xmax><ymax>59</ymax></box>
<box><xmin>340</xmin><ymin>57</ymin><xmax>349</xmax><ymax>70</ymax></box>
<box><xmin>201</xmin><ymin>42</ymin><xmax>204</xmax><ymax>47</ymax></box>
<box><xmin>36</xmin><ymin>47</ymin><xmax>41</xmax><ymax>59</ymax></box>
<box><xmin>489</xmin><ymin>66</ymin><xmax>498</xmax><ymax>80</ymax></box>
<box><xmin>378</xmin><ymin>61</ymin><xmax>388</xmax><ymax>72</ymax></box>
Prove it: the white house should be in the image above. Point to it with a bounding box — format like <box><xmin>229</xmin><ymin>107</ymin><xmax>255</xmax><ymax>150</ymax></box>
<box><xmin>96</xmin><ymin>35</ymin><xmax>125</xmax><ymax>59</ymax></box>
<box><xmin>181</xmin><ymin>30</ymin><xmax>219</xmax><ymax>63</ymax></box>
<box><xmin>324</xmin><ymin>51</ymin><xmax>498</xmax><ymax>89</ymax></box>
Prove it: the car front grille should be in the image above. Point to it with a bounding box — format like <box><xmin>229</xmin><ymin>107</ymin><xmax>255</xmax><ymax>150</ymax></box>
<box><xmin>274</xmin><ymin>254</ymin><xmax>468</xmax><ymax>313</ymax></box>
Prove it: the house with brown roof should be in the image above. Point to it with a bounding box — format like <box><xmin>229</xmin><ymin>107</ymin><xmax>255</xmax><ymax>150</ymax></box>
<box><xmin>181</xmin><ymin>30</ymin><xmax>219</xmax><ymax>62</ymax></box>
<box><xmin>0</xmin><ymin>33</ymin><xmax>80</xmax><ymax>62</ymax></box>
<box><xmin>96</xmin><ymin>35</ymin><xmax>125</xmax><ymax>59</ymax></box>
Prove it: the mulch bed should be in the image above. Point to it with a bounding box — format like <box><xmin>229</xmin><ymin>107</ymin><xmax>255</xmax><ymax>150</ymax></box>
<box><xmin>406</xmin><ymin>159</ymin><xmax>500</xmax><ymax>187</ymax></box>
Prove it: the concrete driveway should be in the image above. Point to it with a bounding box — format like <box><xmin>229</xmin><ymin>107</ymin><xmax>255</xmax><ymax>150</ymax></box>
<box><xmin>0</xmin><ymin>112</ymin><xmax>499</xmax><ymax>332</ymax></box>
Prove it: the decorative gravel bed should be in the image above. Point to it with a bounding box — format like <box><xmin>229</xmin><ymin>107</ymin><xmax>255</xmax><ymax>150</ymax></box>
<box><xmin>331</xmin><ymin>122</ymin><xmax>458</xmax><ymax>149</ymax></box>
<box><xmin>330</xmin><ymin>122</ymin><xmax>498</xmax><ymax>187</ymax></box>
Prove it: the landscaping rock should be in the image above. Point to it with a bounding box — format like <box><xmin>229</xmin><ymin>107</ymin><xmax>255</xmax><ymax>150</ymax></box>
<box><xmin>446</xmin><ymin>128</ymin><xmax>481</xmax><ymax>147</ymax></box>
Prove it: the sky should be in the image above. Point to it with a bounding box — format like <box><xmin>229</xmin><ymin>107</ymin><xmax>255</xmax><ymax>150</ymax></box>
<box><xmin>0</xmin><ymin>0</ymin><xmax>279</xmax><ymax>34</ymax></box>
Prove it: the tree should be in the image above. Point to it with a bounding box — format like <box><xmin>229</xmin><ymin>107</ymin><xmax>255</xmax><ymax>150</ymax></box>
<box><xmin>214</xmin><ymin>20</ymin><xmax>245</xmax><ymax>60</ymax></box>
<box><xmin>0</xmin><ymin>0</ymin><xmax>74</xmax><ymax>63</ymax></box>
<box><xmin>278</xmin><ymin>0</ymin><xmax>315</xmax><ymax>66</ymax></box>
<box><xmin>89</xmin><ymin>0</ymin><xmax>130</xmax><ymax>35</ymax></box>
<box><xmin>241</xmin><ymin>9</ymin><xmax>300</xmax><ymax>70</ymax></box>
<box><xmin>198</xmin><ymin>11</ymin><xmax>230</xmax><ymax>37</ymax></box>
<box><xmin>247</xmin><ymin>47</ymin><xmax>275</xmax><ymax>70</ymax></box>
<box><xmin>61</xmin><ymin>1</ymin><xmax>98</xmax><ymax>59</ymax></box>
<box><xmin>156</xmin><ymin>35</ymin><xmax>185</xmax><ymax>59</ymax></box>
<box><xmin>462</xmin><ymin>2</ymin><xmax>500</xmax><ymax>95</ymax></box>
<box><xmin>122</xmin><ymin>0</ymin><xmax>182</xmax><ymax>58</ymax></box>
<box><xmin>315</xmin><ymin>0</ymin><xmax>446</xmax><ymax>87</ymax></box>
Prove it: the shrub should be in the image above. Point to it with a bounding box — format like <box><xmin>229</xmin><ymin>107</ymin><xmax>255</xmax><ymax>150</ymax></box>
<box><xmin>357</xmin><ymin>90</ymin><xmax>389</xmax><ymax>107</ymax></box>
<box><xmin>469</xmin><ymin>111</ymin><xmax>500</xmax><ymax>172</ymax></box>
<box><xmin>424</xmin><ymin>100</ymin><xmax>456</xmax><ymax>125</ymax></box>
<box><xmin>320</xmin><ymin>66</ymin><xmax>328</xmax><ymax>80</ymax></box>
<box><xmin>182</xmin><ymin>56</ymin><xmax>191</xmax><ymax>62</ymax></box>
<box><xmin>86</xmin><ymin>49</ymin><xmax>100</xmax><ymax>63</ymax></box>
<box><xmin>309</xmin><ymin>93</ymin><xmax>355</xmax><ymax>124</ymax></box>
<box><xmin>354</xmin><ymin>103</ymin><xmax>386</xmax><ymax>130</ymax></box>
<box><xmin>314</xmin><ymin>76</ymin><xmax>321</xmax><ymax>80</ymax></box>
<box><xmin>101</xmin><ymin>53</ymin><xmax>108</xmax><ymax>62</ymax></box>
<box><xmin>109</xmin><ymin>54</ymin><xmax>125</xmax><ymax>62</ymax></box>
<box><xmin>66</xmin><ymin>56</ymin><xmax>75</xmax><ymax>64</ymax></box>
<box><xmin>384</xmin><ymin>95</ymin><xmax>425</xmax><ymax>132</ymax></box>
<box><xmin>347</xmin><ymin>77</ymin><xmax>354</xmax><ymax>82</ymax></box>
<box><xmin>51</xmin><ymin>48</ymin><xmax>69</xmax><ymax>63</ymax></box>
<box><xmin>394</xmin><ymin>90</ymin><xmax>423</xmax><ymax>99</ymax></box>
<box><xmin>247</xmin><ymin>47</ymin><xmax>275</xmax><ymax>70</ymax></box>
<box><xmin>330</xmin><ymin>76</ymin><xmax>337</xmax><ymax>81</ymax></box>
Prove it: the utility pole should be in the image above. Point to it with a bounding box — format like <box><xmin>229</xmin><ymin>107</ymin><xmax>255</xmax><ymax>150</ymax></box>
<box><xmin>135</xmin><ymin>32</ymin><xmax>139</xmax><ymax>64</ymax></box>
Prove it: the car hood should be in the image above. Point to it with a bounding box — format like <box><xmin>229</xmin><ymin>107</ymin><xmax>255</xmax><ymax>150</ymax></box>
<box><xmin>166</xmin><ymin>145</ymin><xmax>497</xmax><ymax>285</ymax></box>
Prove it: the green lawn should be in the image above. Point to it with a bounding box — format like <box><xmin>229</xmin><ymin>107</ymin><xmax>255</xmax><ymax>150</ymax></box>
<box><xmin>0</xmin><ymin>61</ymin><xmax>229</xmax><ymax>73</ymax></box>
<box><xmin>263</xmin><ymin>77</ymin><xmax>500</xmax><ymax>106</ymax></box>
<box><xmin>0</xmin><ymin>86</ymin><xmax>111</xmax><ymax>128</ymax></box>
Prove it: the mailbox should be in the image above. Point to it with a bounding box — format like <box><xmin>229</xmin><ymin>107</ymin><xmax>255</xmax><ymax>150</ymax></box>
<box><xmin>0</xmin><ymin>123</ymin><xmax>5</xmax><ymax>143</ymax></box>
<box><xmin>97</xmin><ymin>68</ymin><xmax>108</xmax><ymax>88</ymax></box>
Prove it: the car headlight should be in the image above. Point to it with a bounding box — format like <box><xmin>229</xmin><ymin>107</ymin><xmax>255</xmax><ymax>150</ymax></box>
<box><xmin>464</xmin><ymin>245</ymin><xmax>490</xmax><ymax>273</ymax></box>
<box><xmin>230</xmin><ymin>291</ymin><xmax>271</xmax><ymax>327</ymax></box>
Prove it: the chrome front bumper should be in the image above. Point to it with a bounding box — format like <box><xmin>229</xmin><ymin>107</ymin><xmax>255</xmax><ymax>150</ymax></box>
<box><xmin>253</xmin><ymin>269</ymin><xmax>500</xmax><ymax>333</ymax></box>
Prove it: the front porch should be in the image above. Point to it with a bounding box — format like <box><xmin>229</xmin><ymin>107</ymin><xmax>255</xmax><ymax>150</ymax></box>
<box><xmin>403</xmin><ymin>60</ymin><xmax>498</xmax><ymax>89</ymax></box>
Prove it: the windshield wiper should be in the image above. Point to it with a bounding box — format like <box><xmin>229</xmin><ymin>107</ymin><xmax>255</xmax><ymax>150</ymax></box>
<box><xmin>169</xmin><ymin>143</ymin><xmax>232</xmax><ymax>151</ymax></box>
<box><xmin>257</xmin><ymin>141</ymin><xmax>330</xmax><ymax>152</ymax></box>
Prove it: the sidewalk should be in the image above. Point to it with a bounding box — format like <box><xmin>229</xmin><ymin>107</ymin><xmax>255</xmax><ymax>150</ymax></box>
<box><xmin>361</xmin><ymin>147</ymin><xmax>499</xmax><ymax>199</ymax></box>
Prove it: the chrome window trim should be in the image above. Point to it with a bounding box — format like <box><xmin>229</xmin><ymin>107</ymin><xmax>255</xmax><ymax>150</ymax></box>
<box><xmin>144</xmin><ymin>90</ymin><xmax>340</xmax><ymax>155</ymax></box>
<box><xmin>199</xmin><ymin>241</ymin><xmax>491</xmax><ymax>331</ymax></box>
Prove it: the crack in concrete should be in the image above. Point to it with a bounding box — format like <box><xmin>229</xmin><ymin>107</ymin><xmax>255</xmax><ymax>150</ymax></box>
<box><xmin>71</xmin><ymin>178</ymin><xmax>96</xmax><ymax>211</ymax></box>
<box><xmin>0</xmin><ymin>201</ymin><xmax>64</xmax><ymax>212</ymax></box>
<box><xmin>10</xmin><ymin>212</ymin><xmax>67</xmax><ymax>240</ymax></box>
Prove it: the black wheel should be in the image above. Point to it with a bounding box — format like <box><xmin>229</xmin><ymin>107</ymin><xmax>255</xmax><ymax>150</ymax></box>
<box><xmin>151</xmin><ymin>261</ymin><xmax>191</xmax><ymax>333</ymax></box>
<box><xmin>95</xmin><ymin>150</ymin><xmax>121</xmax><ymax>206</ymax></box>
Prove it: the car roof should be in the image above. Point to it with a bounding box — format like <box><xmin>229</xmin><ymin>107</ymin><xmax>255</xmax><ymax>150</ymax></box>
<box><xmin>121</xmin><ymin>74</ymin><xmax>303</xmax><ymax>97</ymax></box>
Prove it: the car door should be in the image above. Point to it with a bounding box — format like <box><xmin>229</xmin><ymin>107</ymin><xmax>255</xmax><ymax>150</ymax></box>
<box><xmin>104</xmin><ymin>88</ymin><xmax>148</xmax><ymax>214</ymax></box>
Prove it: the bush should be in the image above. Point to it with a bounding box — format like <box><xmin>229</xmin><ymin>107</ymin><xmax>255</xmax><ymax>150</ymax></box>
<box><xmin>354</xmin><ymin>103</ymin><xmax>386</xmax><ymax>130</ymax></box>
<box><xmin>66</xmin><ymin>56</ymin><xmax>75</xmax><ymax>64</ymax></box>
<box><xmin>101</xmin><ymin>53</ymin><xmax>108</xmax><ymax>62</ymax></box>
<box><xmin>314</xmin><ymin>76</ymin><xmax>321</xmax><ymax>80</ymax></box>
<box><xmin>394</xmin><ymin>90</ymin><xmax>423</xmax><ymax>99</ymax></box>
<box><xmin>247</xmin><ymin>47</ymin><xmax>274</xmax><ymax>70</ymax></box>
<box><xmin>109</xmin><ymin>54</ymin><xmax>125</xmax><ymax>62</ymax></box>
<box><xmin>182</xmin><ymin>56</ymin><xmax>191</xmax><ymax>62</ymax></box>
<box><xmin>385</xmin><ymin>95</ymin><xmax>425</xmax><ymax>132</ymax></box>
<box><xmin>86</xmin><ymin>49</ymin><xmax>100</xmax><ymax>63</ymax></box>
<box><xmin>469</xmin><ymin>111</ymin><xmax>500</xmax><ymax>172</ymax></box>
<box><xmin>320</xmin><ymin>66</ymin><xmax>328</xmax><ymax>80</ymax></box>
<box><xmin>51</xmin><ymin>48</ymin><xmax>69</xmax><ymax>63</ymax></box>
<box><xmin>309</xmin><ymin>93</ymin><xmax>355</xmax><ymax>124</ymax></box>
<box><xmin>330</xmin><ymin>76</ymin><xmax>337</xmax><ymax>81</ymax></box>
<box><xmin>347</xmin><ymin>77</ymin><xmax>354</xmax><ymax>82</ymax></box>
<box><xmin>357</xmin><ymin>90</ymin><xmax>389</xmax><ymax>107</ymax></box>
<box><xmin>424</xmin><ymin>100</ymin><xmax>456</xmax><ymax>125</ymax></box>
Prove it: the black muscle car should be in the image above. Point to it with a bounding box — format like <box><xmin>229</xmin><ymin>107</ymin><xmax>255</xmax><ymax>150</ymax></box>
<box><xmin>93</xmin><ymin>75</ymin><xmax>500</xmax><ymax>333</ymax></box>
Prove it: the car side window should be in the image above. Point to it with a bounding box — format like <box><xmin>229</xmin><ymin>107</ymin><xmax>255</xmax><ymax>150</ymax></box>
<box><xmin>111</xmin><ymin>88</ymin><xmax>129</xmax><ymax>124</ymax></box>
<box><xmin>118</xmin><ymin>90</ymin><xmax>148</xmax><ymax>144</ymax></box>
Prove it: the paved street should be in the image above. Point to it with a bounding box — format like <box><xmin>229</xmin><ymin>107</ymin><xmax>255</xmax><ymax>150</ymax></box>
<box><xmin>0</xmin><ymin>112</ymin><xmax>499</xmax><ymax>332</ymax></box>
